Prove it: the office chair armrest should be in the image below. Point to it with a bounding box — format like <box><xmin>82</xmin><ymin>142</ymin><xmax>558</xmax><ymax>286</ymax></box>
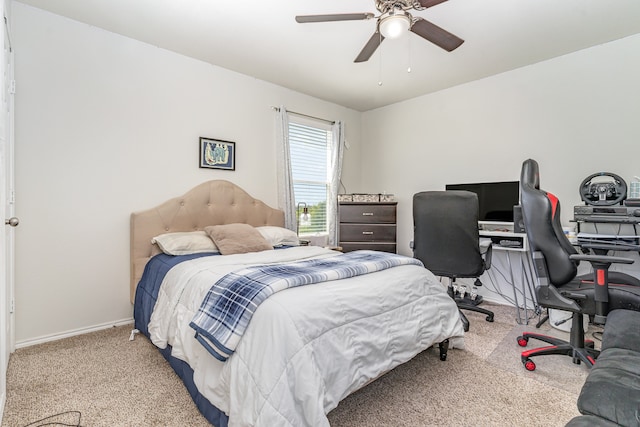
<box><xmin>569</xmin><ymin>254</ymin><xmax>633</xmax><ymax>324</ymax></box>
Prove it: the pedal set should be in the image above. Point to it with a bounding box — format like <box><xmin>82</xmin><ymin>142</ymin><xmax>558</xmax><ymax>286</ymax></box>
<box><xmin>450</xmin><ymin>284</ymin><xmax>483</xmax><ymax>306</ymax></box>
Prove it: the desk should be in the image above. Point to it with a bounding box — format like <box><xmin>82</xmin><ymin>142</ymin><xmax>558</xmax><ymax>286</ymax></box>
<box><xmin>572</xmin><ymin>216</ymin><xmax>640</xmax><ymax>280</ymax></box>
<box><xmin>574</xmin><ymin>205</ymin><xmax>640</xmax><ymax>235</ymax></box>
<box><xmin>574</xmin><ymin>213</ymin><xmax>640</xmax><ymax>254</ymax></box>
<box><xmin>478</xmin><ymin>222</ymin><xmax>539</xmax><ymax>325</ymax></box>
<box><xmin>576</xmin><ymin>233</ymin><xmax>640</xmax><ymax>254</ymax></box>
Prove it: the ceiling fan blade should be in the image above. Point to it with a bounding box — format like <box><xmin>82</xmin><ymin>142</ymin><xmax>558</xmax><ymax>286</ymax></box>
<box><xmin>295</xmin><ymin>13</ymin><xmax>374</xmax><ymax>23</ymax></box>
<box><xmin>410</xmin><ymin>18</ymin><xmax>464</xmax><ymax>52</ymax></box>
<box><xmin>354</xmin><ymin>32</ymin><xmax>385</xmax><ymax>63</ymax></box>
<box><xmin>417</xmin><ymin>0</ymin><xmax>448</xmax><ymax>8</ymax></box>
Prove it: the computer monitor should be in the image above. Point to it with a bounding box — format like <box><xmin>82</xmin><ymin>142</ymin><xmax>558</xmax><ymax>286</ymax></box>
<box><xmin>445</xmin><ymin>181</ymin><xmax>520</xmax><ymax>222</ymax></box>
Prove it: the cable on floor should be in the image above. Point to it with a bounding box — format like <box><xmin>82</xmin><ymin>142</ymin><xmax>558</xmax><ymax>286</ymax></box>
<box><xmin>21</xmin><ymin>410</ymin><xmax>82</xmax><ymax>427</ymax></box>
<box><xmin>591</xmin><ymin>330</ymin><xmax>603</xmax><ymax>342</ymax></box>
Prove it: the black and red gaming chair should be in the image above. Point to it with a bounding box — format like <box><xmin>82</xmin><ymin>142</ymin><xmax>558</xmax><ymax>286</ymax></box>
<box><xmin>517</xmin><ymin>159</ymin><xmax>640</xmax><ymax>371</ymax></box>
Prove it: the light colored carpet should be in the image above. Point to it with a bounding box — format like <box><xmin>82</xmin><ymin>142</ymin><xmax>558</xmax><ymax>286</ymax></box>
<box><xmin>486</xmin><ymin>320</ymin><xmax>601</xmax><ymax>396</ymax></box>
<box><xmin>3</xmin><ymin>303</ymin><xmax>590</xmax><ymax>426</ymax></box>
<box><xmin>328</xmin><ymin>304</ymin><xmax>585</xmax><ymax>427</ymax></box>
<box><xmin>3</xmin><ymin>328</ymin><xmax>211</xmax><ymax>427</ymax></box>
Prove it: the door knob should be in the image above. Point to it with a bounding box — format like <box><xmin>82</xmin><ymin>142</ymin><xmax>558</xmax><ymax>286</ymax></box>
<box><xmin>4</xmin><ymin>217</ymin><xmax>19</xmax><ymax>227</ymax></box>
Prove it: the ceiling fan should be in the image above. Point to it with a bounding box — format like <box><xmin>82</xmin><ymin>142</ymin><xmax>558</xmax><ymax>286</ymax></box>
<box><xmin>295</xmin><ymin>0</ymin><xmax>464</xmax><ymax>63</ymax></box>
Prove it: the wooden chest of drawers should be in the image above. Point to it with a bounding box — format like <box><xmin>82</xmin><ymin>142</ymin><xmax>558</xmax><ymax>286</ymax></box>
<box><xmin>338</xmin><ymin>202</ymin><xmax>397</xmax><ymax>253</ymax></box>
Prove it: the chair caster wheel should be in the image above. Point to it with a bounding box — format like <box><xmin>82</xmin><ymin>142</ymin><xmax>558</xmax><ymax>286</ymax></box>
<box><xmin>523</xmin><ymin>358</ymin><xmax>536</xmax><ymax>371</ymax></box>
<box><xmin>486</xmin><ymin>314</ymin><xmax>494</xmax><ymax>322</ymax></box>
<box><xmin>517</xmin><ymin>336</ymin><xmax>529</xmax><ymax>347</ymax></box>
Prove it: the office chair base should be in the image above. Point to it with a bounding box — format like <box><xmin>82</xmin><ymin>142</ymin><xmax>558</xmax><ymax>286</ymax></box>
<box><xmin>454</xmin><ymin>293</ymin><xmax>484</xmax><ymax>306</ymax></box>
<box><xmin>447</xmin><ymin>285</ymin><xmax>494</xmax><ymax>333</ymax></box>
<box><xmin>457</xmin><ymin>302</ymin><xmax>495</xmax><ymax>323</ymax></box>
<box><xmin>457</xmin><ymin>304</ymin><xmax>494</xmax><ymax>333</ymax></box>
<box><xmin>458</xmin><ymin>310</ymin><xmax>470</xmax><ymax>332</ymax></box>
<box><xmin>516</xmin><ymin>313</ymin><xmax>599</xmax><ymax>371</ymax></box>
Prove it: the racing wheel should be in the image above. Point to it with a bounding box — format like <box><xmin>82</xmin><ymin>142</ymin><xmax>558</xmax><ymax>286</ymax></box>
<box><xmin>579</xmin><ymin>172</ymin><xmax>627</xmax><ymax>206</ymax></box>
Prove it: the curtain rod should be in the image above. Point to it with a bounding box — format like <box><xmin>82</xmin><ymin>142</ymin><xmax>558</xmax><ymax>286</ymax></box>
<box><xmin>271</xmin><ymin>106</ymin><xmax>335</xmax><ymax>125</ymax></box>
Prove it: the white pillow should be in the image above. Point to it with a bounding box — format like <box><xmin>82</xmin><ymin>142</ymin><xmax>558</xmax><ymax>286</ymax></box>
<box><xmin>152</xmin><ymin>231</ymin><xmax>219</xmax><ymax>255</ymax></box>
<box><xmin>256</xmin><ymin>226</ymin><xmax>300</xmax><ymax>247</ymax></box>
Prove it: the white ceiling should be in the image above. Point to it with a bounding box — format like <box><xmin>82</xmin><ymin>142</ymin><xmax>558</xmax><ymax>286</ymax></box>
<box><xmin>15</xmin><ymin>0</ymin><xmax>640</xmax><ymax>111</ymax></box>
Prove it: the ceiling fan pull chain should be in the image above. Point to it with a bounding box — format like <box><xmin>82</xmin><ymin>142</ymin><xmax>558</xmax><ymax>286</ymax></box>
<box><xmin>407</xmin><ymin>35</ymin><xmax>412</xmax><ymax>73</ymax></box>
<box><xmin>378</xmin><ymin>32</ymin><xmax>383</xmax><ymax>86</ymax></box>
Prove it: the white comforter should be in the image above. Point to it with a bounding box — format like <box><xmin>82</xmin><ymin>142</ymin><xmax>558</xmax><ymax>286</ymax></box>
<box><xmin>148</xmin><ymin>246</ymin><xmax>464</xmax><ymax>427</ymax></box>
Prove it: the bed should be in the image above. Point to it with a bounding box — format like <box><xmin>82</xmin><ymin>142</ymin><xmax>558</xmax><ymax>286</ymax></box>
<box><xmin>131</xmin><ymin>180</ymin><xmax>465</xmax><ymax>427</ymax></box>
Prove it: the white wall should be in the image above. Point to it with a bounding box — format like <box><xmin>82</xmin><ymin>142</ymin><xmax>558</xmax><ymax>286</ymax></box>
<box><xmin>13</xmin><ymin>2</ymin><xmax>640</xmax><ymax>342</ymax></box>
<box><xmin>361</xmin><ymin>34</ymin><xmax>640</xmax><ymax>258</ymax></box>
<box><xmin>12</xmin><ymin>3</ymin><xmax>362</xmax><ymax>343</ymax></box>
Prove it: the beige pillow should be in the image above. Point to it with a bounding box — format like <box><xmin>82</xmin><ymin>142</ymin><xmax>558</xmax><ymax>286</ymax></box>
<box><xmin>256</xmin><ymin>226</ymin><xmax>300</xmax><ymax>247</ymax></box>
<box><xmin>204</xmin><ymin>223</ymin><xmax>273</xmax><ymax>255</ymax></box>
<box><xmin>152</xmin><ymin>231</ymin><xmax>219</xmax><ymax>255</ymax></box>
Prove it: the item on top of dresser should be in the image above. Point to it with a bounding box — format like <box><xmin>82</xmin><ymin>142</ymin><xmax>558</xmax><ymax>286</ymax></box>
<box><xmin>352</xmin><ymin>193</ymin><xmax>380</xmax><ymax>203</ymax></box>
<box><xmin>339</xmin><ymin>193</ymin><xmax>396</xmax><ymax>203</ymax></box>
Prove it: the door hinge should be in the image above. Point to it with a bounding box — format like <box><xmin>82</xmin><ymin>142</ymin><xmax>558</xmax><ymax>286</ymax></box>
<box><xmin>10</xmin><ymin>298</ymin><xmax>14</xmax><ymax>314</ymax></box>
<box><xmin>9</xmin><ymin>80</ymin><xmax>15</xmax><ymax>94</ymax></box>
<box><xmin>9</xmin><ymin>189</ymin><xmax>15</xmax><ymax>204</ymax></box>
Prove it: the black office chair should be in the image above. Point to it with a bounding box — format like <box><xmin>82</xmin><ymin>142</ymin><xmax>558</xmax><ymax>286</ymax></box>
<box><xmin>413</xmin><ymin>191</ymin><xmax>495</xmax><ymax>332</ymax></box>
<box><xmin>516</xmin><ymin>159</ymin><xmax>640</xmax><ymax>371</ymax></box>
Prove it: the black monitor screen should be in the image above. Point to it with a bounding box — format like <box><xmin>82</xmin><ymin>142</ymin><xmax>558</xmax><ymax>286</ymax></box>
<box><xmin>445</xmin><ymin>181</ymin><xmax>519</xmax><ymax>222</ymax></box>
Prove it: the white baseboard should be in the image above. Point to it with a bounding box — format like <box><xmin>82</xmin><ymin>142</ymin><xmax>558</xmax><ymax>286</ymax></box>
<box><xmin>479</xmin><ymin>294</ymin><xmax>513</xmax><ymax>306</ymax></box>
<box><xmin>15</xmin><ymin>318</ymin><xmax>134</xmax><ymax>349</ymax></box>
<box><xmin>0</xmin><ymin>390</ymin><xmax>5</xmax><ymax>426</ymax></box>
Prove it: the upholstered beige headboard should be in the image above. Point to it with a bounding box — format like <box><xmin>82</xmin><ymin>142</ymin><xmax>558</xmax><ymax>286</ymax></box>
<box><xmin>130</xmin><ymin>180</ymin><xmax>285</xmax><ymax>302</ymax></box>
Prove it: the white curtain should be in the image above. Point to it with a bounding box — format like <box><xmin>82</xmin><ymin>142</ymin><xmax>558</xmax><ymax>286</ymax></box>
<box><xmin>276</xmin><ymin>108</ymin><xmax>345</xmax><ymax>244</ymax></box>
<box><xmin>275</xmin><ymin>107</ymin><xmax>296</xmax><ymax>231</ymax></box>
<box><xmin>328</xmin><ymin>121</ymin><xmax>345</xmax><ymax>246</ymax></box>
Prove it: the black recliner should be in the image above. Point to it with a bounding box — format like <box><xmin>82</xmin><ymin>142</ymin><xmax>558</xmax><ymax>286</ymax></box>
<box><xmin>413</xmin><ymin>190</ymin><xmax>495</xmax><ymax>332</ymax></box>
<box><xmin>516</xmin><ymin>159</ymin><xmax>640</xmax><ymax>371</ymax></box>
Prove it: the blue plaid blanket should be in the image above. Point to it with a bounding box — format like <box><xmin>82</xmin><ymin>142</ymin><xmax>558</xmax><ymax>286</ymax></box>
<box><xmin>189</xmin><ymin>250</ymin><xmax>423</xmax><ymax>361</ymax></box>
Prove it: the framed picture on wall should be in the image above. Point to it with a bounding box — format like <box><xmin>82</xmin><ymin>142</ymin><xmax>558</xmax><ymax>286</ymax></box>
<box><xmin>199</xmin><ymin>137</ymin><xmax>236</xmax><ymax>170</ymax></box>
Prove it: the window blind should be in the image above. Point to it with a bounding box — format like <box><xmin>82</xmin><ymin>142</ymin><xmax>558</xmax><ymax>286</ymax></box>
<box><xmin>289</xmin><ymin>120</ymin><xmax>331</xmax><ymax>235</ymax></box>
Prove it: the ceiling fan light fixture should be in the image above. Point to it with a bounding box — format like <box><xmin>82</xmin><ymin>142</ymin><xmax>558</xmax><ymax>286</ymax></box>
<box><xmin>379</xmin><ymin>9</ymin><xmax>410</xmax><ymax>39</ymax></box>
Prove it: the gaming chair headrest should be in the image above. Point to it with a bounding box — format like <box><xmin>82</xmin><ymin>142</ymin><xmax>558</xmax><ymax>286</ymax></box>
<box><xmin>519</xmin><ymin>158</ymin><xmax>578</xmax><ymax>286</ymax></box>
<box><xmin>521</xmin><ymin>159</ymin><xmax>540</xmax><ymax>191</ymax></box>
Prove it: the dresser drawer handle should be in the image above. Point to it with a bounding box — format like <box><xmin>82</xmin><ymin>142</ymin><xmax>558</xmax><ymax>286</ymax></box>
<box><xmin>362</xmin><ymin>212</ymin><xmax>374</xmax><ymax>216</ymax></box>
<box><xmin>362</xmin><ymin>231</ymin><xmax>374</xmax><ymax>235</ymax></box>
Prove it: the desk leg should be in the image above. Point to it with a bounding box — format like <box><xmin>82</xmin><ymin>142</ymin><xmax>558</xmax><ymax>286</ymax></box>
<box><xmin>510</xmin><ymin>251</ymin><xmax>541</xmax><ymax>326</ymax></box>
<box><xmin>506</xmin><ymin>252</ymin><xmax>524</xmax><ymax>324</ymax></box>
<box><xmin>521</xmin><ymin>251</ymin><xmax>540</xmax><ymax>316</ymax></box>
<box><xmin>480</xmin><ymin>249</ymin><xmax>540</xmax><ymax>325</ymax></box>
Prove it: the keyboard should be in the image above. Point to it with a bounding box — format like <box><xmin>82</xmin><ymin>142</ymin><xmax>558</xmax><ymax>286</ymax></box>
<box><xmin>499</xmin><ymin>239</ymin><xmax>522</xmax><ymax>248</ymax></box>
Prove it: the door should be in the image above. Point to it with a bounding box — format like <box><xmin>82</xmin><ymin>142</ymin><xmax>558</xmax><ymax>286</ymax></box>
<box><xmin>1</xmin><ymin>0</ymin><xmax>14</xmax><ymax>419</ymax></box>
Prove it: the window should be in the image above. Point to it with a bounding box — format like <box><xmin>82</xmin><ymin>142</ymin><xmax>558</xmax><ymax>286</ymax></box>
<box><xmin>288</xmin><ymin>116</ymin><xmax>332</xmax><ymax>236</ymax></box>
